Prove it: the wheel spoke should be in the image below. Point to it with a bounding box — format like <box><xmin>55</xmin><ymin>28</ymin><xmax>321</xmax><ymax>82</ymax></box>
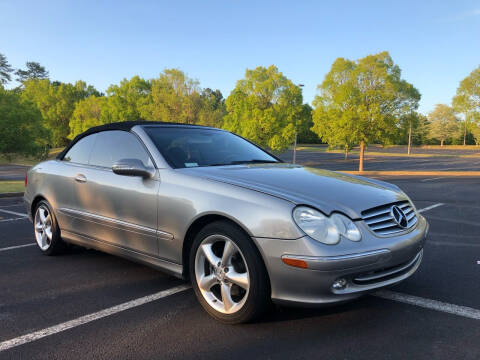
<box><xmin>198</xmin><ymin>274</ymin><xmax>217</xmax><ymax>291</ymax></box>
<box><xmin>45</xmin><ymin>227</ymin><xmax>53</xmax><ymax>240</ymax></box>
<box><xmin>44</xmin><ymin>214</ymin><xmax>51</xmax><ymax>226</ymax></box>
<box><xmin>35</xmin><ymin>223</ymin><xmax>43</xmax><ymax>231</ymax></box>
<box><xmin>41</xmin><ymin>232</ymin><xmax>47</xmax><ymax>248</ymax></box>
<box><xmin>39</xmin><ymin>208</ymin><xmax>47</xmax><ymax>223</ymax></box>
<box><xmin>201</xmin><ymin>244</ymin><xmax>221</xmax><ymax>266</ymax></box>
<box><xmin>221</xmin><ymin>283</ymin><xmax>235</xmax><ymax>312</ymax></box>
<box><xmin>226</xmin><ymin>270</ymin><xmax>249</xmax><ymax>290</ymax></box>
<box><xmin>221</xmin><ymin>240</ymin><xmax>236</xmax><ymax>265</ymax></box>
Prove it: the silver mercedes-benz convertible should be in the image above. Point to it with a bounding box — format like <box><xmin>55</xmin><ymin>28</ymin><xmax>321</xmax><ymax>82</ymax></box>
<box><xmin>24</xmin><ymin>121</ymin><xmax>428</xmax><ymax>323</ymax></box>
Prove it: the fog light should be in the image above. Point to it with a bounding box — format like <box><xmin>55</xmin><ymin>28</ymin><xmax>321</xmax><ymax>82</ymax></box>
<box><xmin>332</xmin><ymin>278</ymin><xmax>347</xmax><ymax>290</ymax></box>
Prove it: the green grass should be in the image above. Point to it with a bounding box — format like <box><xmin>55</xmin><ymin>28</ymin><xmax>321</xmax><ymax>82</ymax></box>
<box><xmin>0</xmin><ymin>181</ymin><xmax>24</xmax><ymax>194</ymax></box>
<box><xmin>0</xmin><ymin>147</ymin><xmax>63</xmax><ymax>166</ymax></box>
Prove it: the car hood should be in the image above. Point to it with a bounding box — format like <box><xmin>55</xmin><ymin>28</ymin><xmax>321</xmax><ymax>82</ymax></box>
<box><xmin>180</xmin><ymin>164</ymin><xmax>407</xmax><ymax>219</ymax></box>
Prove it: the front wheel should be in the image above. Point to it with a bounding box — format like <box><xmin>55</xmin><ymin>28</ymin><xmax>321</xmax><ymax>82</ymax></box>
<box><xmin>190</xmin><ymin>221</ymin><xmax>270</xmax><ymax>324</ymax></box>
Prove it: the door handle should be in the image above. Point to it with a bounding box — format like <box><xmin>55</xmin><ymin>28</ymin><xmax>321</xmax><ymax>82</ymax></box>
<box><xmin>74</xmin><ymin>174</ymin><xmax>87</xmax><ymax>183</ymax></box>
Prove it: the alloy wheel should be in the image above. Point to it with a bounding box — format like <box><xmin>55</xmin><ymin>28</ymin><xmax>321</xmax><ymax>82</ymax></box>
<box><xmin>34</xmin><ymin>205</ymin><xmax>53</xmax><ymax>251</ymax></box>
<box><xmin>194</xmin><ymin>234</ymin><xmax>250</xmax><ymax>314</ymax></box>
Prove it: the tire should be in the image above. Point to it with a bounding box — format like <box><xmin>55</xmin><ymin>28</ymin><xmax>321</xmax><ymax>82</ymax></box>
<box><xmin>189</xmin><ymin>220</ymin><xmax>270</xmax><ymax>324</ymax></box>
<box><xmin>33</xmin><ymin>200</ymin><xmax>66</xmax><ymax>255</ymax></box>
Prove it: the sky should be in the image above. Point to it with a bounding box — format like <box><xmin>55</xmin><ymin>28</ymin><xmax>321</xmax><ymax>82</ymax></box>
<box><xmin>1</xmin><ymin>0</ymin><xmax>479</xmax><ymax>114</ymax></box>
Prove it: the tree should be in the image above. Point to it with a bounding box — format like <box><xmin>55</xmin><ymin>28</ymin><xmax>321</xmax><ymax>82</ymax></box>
<box><xmin>69</xmin><ymin>96</ymin><xmax>108</xmax><ymax>138</ymax></box>
<box><xmin>223</xmin><ymin>65</ymin><xmax>304</xmax><ymax>152</ymax></box>
<box><xmin>453</xmin><ymin>65</ymin><xmax>480</xmax><ymax>145</ymax></box>
<box><xmin>22</xmin><ymin>79</ymin><xmax>99</xmax><ymax>146</ymax></box>
<box><xmin>197</xmin><ymin>88</ymin><xmax>226</xmax><ymax>127</ymax></box>
<box><xmin>0</xmin><ymin>88</ymin><xmax>48</xmax><ymax>159</ymax></box>
<box><xmin>15</xmin><ymin>61</ymin><xmax>49</xmax><ymax>82</ymax></box>
<box><xmin>428</xmin><ymin>104</ymin><xmax>460</xmax><ymax>146</ymax></box>
<box><xmin>104</xmin><ymin>76</ymin><xmax>150</xmax><ymax>123</ymax></box>
<box><xmin>139</xmin><ymin>69</ymin><xmax>201</xmax><ymax>124</ymax></box>
<box><xmin>297</xmin><ymin>104</ymin><xmax>320</xmax><ymax>144</ymax></box>
<box><xmin>312</xmin><ymin>52</ymin><xmax>420</xmax><ymax>170</ymax></box>
<box><xmin>0</xmin><ymin>53</ymin><xmax>14</xmax><ymax>85</ymax></box>
<box><xmin>396</xmin><ymin>112</ymin><xmax>429</xmax><ymax>154</ymax></box>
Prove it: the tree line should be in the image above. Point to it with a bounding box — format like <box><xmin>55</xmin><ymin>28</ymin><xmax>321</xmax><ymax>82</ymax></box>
<box><xmin>1</xmin><ymin>51</ymin><xmax>479</xmax><ymax>170</ymax></box>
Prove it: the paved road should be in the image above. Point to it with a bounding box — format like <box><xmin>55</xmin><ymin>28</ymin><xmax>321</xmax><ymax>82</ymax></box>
<box><xmin>280</xmin><ymin>150</ymin><xmax>480</xmax><ymax>171</ymax></box>
<box><xmin>0</xmin><ymin>165</ymin><xmax>30</xmax><ymax>181</ymax></box>
<box><xmin>0</xmin><ymin>176</ymin><xmax>479</xmax><ymax>359</ymax></box>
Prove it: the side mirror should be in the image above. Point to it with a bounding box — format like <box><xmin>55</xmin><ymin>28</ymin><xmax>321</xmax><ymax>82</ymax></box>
<box><xmin>112</xmin><ymin>159</ymin><xmax>154</xmax><ymax>178</ymax></box>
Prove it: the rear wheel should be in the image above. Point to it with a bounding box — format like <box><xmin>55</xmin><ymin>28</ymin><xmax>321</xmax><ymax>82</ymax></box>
<box><xmin>33</xmin><ymin>200</ymin><xmax>66</xmax><ymax>255</ymax></box>
<box><xmin>190</xmin><ymin>221</ymin><xmax>270</xmax><ymax>324</ymax></box>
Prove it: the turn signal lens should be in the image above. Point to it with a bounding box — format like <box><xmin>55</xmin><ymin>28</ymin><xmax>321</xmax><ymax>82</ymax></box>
<box><xmin>282</xmin><ymin>257</ymin><xmax>308</xmax><ymax>269</ymax></box>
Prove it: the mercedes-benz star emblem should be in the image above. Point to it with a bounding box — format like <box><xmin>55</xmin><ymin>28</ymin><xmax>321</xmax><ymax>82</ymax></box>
<box><xmin>391</xmin><ymin>205</ymin><xmax>408</xmax><ymax>228</ymax></box>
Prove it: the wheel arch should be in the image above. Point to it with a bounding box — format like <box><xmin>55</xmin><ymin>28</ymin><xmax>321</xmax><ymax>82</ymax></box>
<box><xmin>31</xmin><ymin>195</ymin><xmax>47</xmax><ymax>215</ymax></box>
<box><xmin>181</xmin><ymin>213</ymin><xmax>267</xmax><ymax>282</ymax></box>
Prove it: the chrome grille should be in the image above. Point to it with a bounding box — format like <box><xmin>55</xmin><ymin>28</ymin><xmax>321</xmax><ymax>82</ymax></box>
<box><xmin>362</xmin><ymin>201</ymin><xmax>417</xmax><ymax>236</ymax></box>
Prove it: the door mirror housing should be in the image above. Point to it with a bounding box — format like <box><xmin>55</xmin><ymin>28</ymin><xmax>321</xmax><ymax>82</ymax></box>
<box><xmin>112</xmin><ymin>159</ymin><xmax>154</xmax><ymax>178</ymax></box>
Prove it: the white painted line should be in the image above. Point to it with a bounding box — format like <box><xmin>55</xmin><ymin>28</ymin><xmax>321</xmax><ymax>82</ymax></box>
<box><xmin>0</xmin><ymin>243</ymin><xmax>36</xmax><ymax>252</ymax></box>
<box><xmin>418</xmin><ymin>203</ymin><xmax>444</xmax><ymax>213</ymax></box>
<box><xmin>0</xmin><ymin>284</ymin><xmax>191</xmax><ymax>352</ymax></box>
<box><xmin>374</xmin><ymin>290</ymin><xmax>480</xmax><ymax>321</ymax></box>
<box><xmin>421</xmin><ymin>177</ymin><xmax>444</xmax><ymax>182</ymax></box>
<box><xmin>0</xmin><ymin>217</ymin><xmax>28</xmax><ymax>223</ymax></box>
<box><xmin>0</xmin><ymin>209</ymin><xmax>28</xmax><ymax>218</ymax></box>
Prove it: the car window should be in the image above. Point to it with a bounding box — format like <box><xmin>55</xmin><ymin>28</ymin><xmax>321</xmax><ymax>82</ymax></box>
<box><xmin>144</xmin><ymin>127</ymin><xmax>279</xmax><ymax>169</ymax></box>
<box><xmin>63</xmin><ymin>134</ymin><xmax>97</xmax><ymax>164</ymax></box>
<box><xmin>89</xmin><ymin>131</ymin><xmax>153</xmax><ymax>168</ymax></box>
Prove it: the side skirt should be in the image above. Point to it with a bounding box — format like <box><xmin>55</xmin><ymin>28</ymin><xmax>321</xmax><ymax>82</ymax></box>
<box><xmin>62</xmin><ymin>230</ymin><xmax>184</xmax><ymax>279</ymax></box>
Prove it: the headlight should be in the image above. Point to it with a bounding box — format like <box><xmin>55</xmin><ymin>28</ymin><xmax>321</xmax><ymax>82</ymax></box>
<box><xmin>293</xmin><ymin>206</ymin><xmax>361</xmax><ymax>245</ymax></box>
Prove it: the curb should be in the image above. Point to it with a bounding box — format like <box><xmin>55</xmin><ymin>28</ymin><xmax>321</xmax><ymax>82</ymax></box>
<box><xmin>0</xmin><ymin>192</ymin><xmax>24</xmax><ymax>198</ymax></box>
<box><xmin>341</xmin><ymin>171</ymin><xmax>480</xmax><ymax>176</ymax></box>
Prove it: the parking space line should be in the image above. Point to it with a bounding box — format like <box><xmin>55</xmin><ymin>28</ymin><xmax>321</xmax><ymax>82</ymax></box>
<box><xmin>0</xmin><ymin>209</ymin><xmax>28</xmax><ymax>218</ymax></box>
<box><xmin>374</xmin><ymin>290</ymin><xmax>480</xmax><ymax>321</ymax></box>
<box><xmin>0</xmin><ymin>243</ymin><xmax>36</xmax><ymax>252</ymax></box>
<box><xmin>418</xmin><ymin>203</ymin><xmax>444</xmax><ymax>213</ymax></box>
<box><xmin>420</xmin><ymin>177</ymin><xmax>444</xmax><ymax>182</ymax></box>
<box><xmin>0</xmin><ymin>284</ymin><xmax>191</xmax><ymax>352</ymax></box>
<box><xmin>0</xmin><ymin>217</ymin><xmax>29</xmax><ymax>223</ymax></box>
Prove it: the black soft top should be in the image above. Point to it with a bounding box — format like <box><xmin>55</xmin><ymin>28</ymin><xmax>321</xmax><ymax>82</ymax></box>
<box><xmin>56</xmin><ymin>121</ymin><xmax>214</xmax><ymax>160</ymax></box>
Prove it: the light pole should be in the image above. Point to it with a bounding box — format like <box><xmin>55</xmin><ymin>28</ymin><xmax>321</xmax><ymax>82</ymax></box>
<box><xmin>293</xmin><ymin>84</ymin><xmax>304</xmax><ymax>164</ymax></box>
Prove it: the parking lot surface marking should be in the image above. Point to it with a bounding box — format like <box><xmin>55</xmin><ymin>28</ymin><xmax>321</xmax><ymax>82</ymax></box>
<box><xmin>374</xmin><ymin>290</ymin><xmax>480</xmax><ymax>321</ymax></box>
<box><xmin>420</xmin><ymin>177</ymin><xmax>445</xmax><ymax>182</ymax></box>
<box><xmin>0</xmin><ymin>217</ymin><xmax>28</xmax><ymax>223</ymax></box>
<box><xmin>418</xmin><ymin>203</ymin><xmax>444</xmax><ymax>213</ymax></box>
<box><xmin>0</xmin><ymin>243</ymin><xmax>36</xmax><ymax>252</ymax></box>
<box><xmin>0</xmin><ymin>209</ymin><xmax>28</xmax><ymax>218</ymax></box>
<box><xmin>0</xmin><ymin>284</ymin><xmax>191</xmax><ymax>352</ymax></box>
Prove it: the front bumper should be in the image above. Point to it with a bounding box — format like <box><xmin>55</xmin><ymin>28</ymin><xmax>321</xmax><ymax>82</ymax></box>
<box><xmin>252</xmin><ymin>214</ymin><xmax>428</xmax><ymax>306</ymax></box>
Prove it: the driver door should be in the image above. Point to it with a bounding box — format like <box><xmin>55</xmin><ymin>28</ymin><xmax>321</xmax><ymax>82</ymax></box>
<box><xmin>72</xmin><ymin>130</ymin><xmax>160</xmax><ymax>256</ymax></box>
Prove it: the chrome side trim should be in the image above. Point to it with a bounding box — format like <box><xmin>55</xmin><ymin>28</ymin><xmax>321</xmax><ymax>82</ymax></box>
<box><xmin>282</xmin><ymin>249</ymin><xmax>390</xmax><ymax>263</ymax></box>
<box><xmin>58</xmin><ymin>208</ymin><xmax>173</xmax><ymax>240</ymax></box>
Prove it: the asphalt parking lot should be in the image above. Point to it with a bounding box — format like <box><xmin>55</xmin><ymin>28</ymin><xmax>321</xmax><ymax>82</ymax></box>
<box><xmin>281</xmin><ymin>147</ymin><xmax>480</xmax><ymax>171</ymax></box>
<box><xmin>0</xmin><ymin>174</ymin><xmax>479</xmax><ymax>359</ymax></box>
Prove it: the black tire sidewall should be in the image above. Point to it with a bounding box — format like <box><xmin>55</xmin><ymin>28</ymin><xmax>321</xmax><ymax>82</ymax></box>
<box><xmin>189</xmin><ymin>220</ymin><xmax>270</xmax><ymax>324</ymax></box>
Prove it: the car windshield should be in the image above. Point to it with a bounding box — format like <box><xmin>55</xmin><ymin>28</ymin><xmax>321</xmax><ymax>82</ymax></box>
<box><xmin>144</xmin><ymin>127</ymin><xmax>280</xmax><ymax>169</ymax></box>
